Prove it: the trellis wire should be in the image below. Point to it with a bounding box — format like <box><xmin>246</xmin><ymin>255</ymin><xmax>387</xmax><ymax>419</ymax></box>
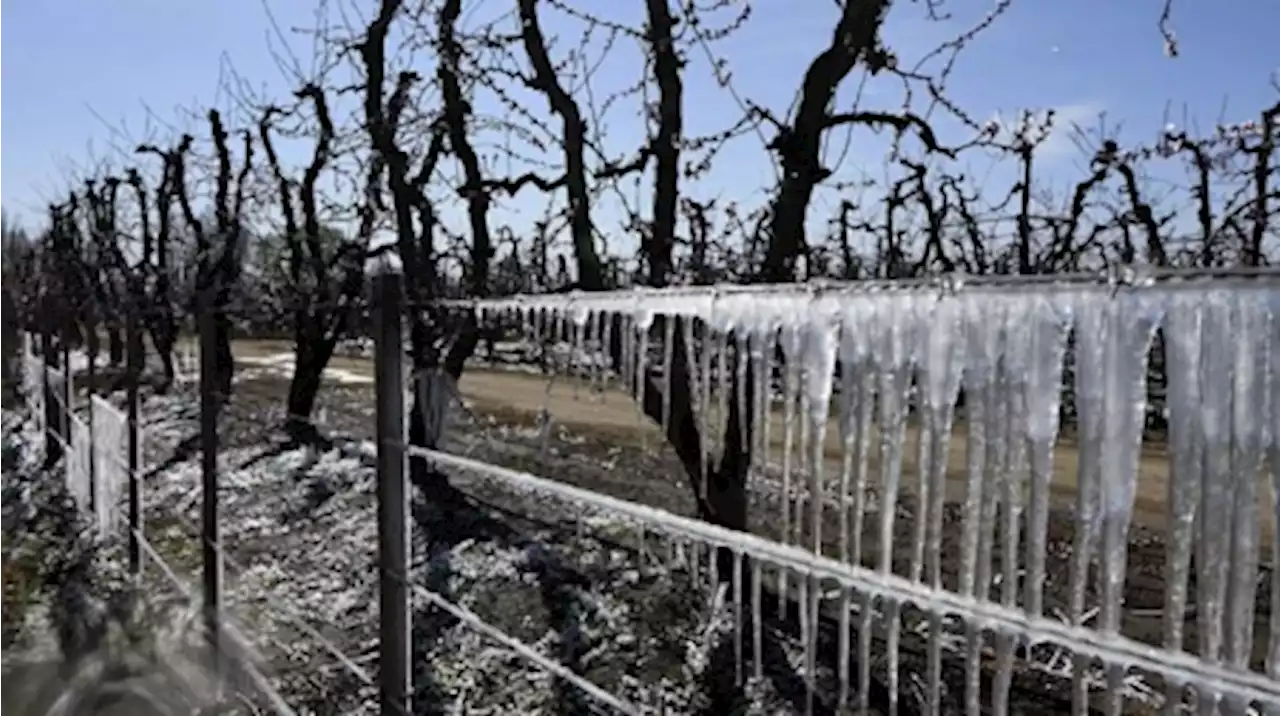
<box><xmin>410</xmin><ymin>446</ymin><xmax>1280</xmax><ymax>708</ymax></box>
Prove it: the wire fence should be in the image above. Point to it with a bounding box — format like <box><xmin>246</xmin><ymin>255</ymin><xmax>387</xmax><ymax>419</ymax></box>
<box><xmin>14</xmin><ymin>264</ymin><xmax>1280</xmax><ymax>715</ymax></box>
<box><xmin>18</xmin><ymin>338</ymin><xmax>301</xmax><ymax>714</ymax></box>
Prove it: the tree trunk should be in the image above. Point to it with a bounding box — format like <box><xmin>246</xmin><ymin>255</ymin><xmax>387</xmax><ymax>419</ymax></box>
<box><xmin>106</xmin><ymin>324</ymin><xmax>125</xmax><ymax>365</ymax></box>
<box><xmin>148</xmin><ymin>314</ymin><xmax>177</xmax><ymax>394</ymax></box>
<box><xmin>214</xmin><ymin>310</ymin><xmax>234</xmax><ymax>400</ymax></box>
<box><xmin>126</xmin><ymin>321</ymin><xmax>147</xmax><ymax>378</ymax></box>
<box><xmin>285</xmin><ymin>323</ymin><xmax>339</xmax><ymax>442</ymax></box>
<box><xmin>407</xmin><ymin>371</ymin><xmax>452</xmax><ymax>493</ymax></box>
<box><xmin>407</xmin><ymin>318</ymin><xmax>481</xmax><ymax>494</ymax></box>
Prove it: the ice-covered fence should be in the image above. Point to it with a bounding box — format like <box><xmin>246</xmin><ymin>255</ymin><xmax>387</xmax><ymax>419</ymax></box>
<box><xmin>417</xmin><ymin>447</ymin><xmax>1280</xmax><ymax>712</ymax></box>
<box><xmin>67</xmin><ymin>411</ymin><xmax>93</xmax><ymax>514</ymax></box>
<box><xmin>91</xmin><ymin>395</ymin><xmax>128</xmax><ymax>534</ymax></box>
<box><xmin>453</xmin><ymin>270</ymin><xmax>1280</xmax><ymax>713</ymax></box>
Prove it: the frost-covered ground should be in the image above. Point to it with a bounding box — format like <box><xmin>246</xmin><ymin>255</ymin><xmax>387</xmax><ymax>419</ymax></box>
<box><xmin>15</xmin><ymin>380</ymin><xmax>855</xmax><ymax>715</ymax></box>
<box><xmin>7</xmin><ymin>365</ymin><xmax>1248</xmax><ymax>714</ymax></box>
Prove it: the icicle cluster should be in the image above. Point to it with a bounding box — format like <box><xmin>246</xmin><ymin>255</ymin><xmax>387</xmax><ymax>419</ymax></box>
<box><xmin>468</xmin><ymin>279</ymin><xmax>1280</xmax><ymax>714</ymax></box>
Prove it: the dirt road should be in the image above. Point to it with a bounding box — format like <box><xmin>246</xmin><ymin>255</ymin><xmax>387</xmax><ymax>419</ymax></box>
<box><xmin>228</xmin><ymin>338</ymin><xmax>1249</xmax><ymax>536</ymax></box>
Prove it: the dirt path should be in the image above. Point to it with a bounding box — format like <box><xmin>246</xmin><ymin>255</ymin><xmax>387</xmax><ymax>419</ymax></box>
<box><xmin>232</xmin><ymin>340</ymin><xmax>1238</xmax><ymax>534</ymax></box>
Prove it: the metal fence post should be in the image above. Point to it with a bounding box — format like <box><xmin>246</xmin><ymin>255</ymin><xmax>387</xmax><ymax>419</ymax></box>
<box><xmin>41</xmin><ymin>311</ymin><xmax>61</xmax><ymax>467</ymax></box>
<box><xmin>198</xmin><ymin>288</ymin><xmax>222</xmax><ymax>676</ymax></box>
<box><xmin>126</xmin><ymin>310</ymin><xmax>142</xmax><ymax>575</ymax></box>
<box><xmin>86</xmin><ymin>315</ymin><xmax>98</xmax><ymax>520</ymax></box>
<box><xmin>373</xmin><ymin>261</ymin><xmax>410</xmax><ymax>716</ymax></box>
<box><xmin>61</xmin><ymin>320</ymin><xmax>71</xmax><ymax>449</ymax></box>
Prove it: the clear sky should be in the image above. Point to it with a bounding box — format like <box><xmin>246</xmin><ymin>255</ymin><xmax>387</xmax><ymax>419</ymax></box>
<box><xmin>3</xmin><ymin>0</ymin><xmax>1277</xmax><ymax>259</ymax></box>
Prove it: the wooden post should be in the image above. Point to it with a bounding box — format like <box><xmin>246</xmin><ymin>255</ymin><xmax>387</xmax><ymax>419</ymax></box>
<box><xmin>372</xmin><ymin>258</ymin><xmax>409</xmax><ymax>716</ymax></box>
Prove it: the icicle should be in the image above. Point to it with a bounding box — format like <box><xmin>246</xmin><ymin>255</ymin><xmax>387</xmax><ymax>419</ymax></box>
<box><xmin>802</xmin><ymin>299</ymin><xmax>840</xmax><ymax>556</ymax></box>
<box><xmin>1198</xmin><ymin>293</ymin><xmax>1236</xmax><ymax>673</ymax></box>
<box><xmin>886</xmin><ymin>595</ymin><xmax>901</xmax><ymax>716</ymax></box>
<box><xmin>876</xmin><ymin>293</ymin><xmax>916</xmax><ymax>716</ymax></box>
<box><xmin>762</xmin><ymin>324</ymin><xmax>778</xmax><ymax>487</ymax></box>
<box><xmin>571</xmin><ymin>310</ymin><xmax>587</xmax><ymax>401</ymax></box>
<box><xmin>912</xmin><ymin>293</ymin><xmax>967</xmax><ymax>714</ymax></box>
<box><xmin>796</xmin><ymin>369</ymin><xmax>811</xmax><ymax>551</ymax></box>
<box><xmin>736</xmin><ymin>326</ymin><xmax>750</xmax><ymax>477</ymax></box>
<box><xmin>779</xmin><ymin>320</ymin><xmax>803</xmax><ymax>617</ymax></box>
<box><xmin>690</xmin><ymin>537</ymin><xmax>701</xmax><ymax>581</ymax></box>
<box><xmin>1162</xmin><ymin>297</ymin><xmax>1204</xmax><ymax>715</ymax></box>
<box><xmin>837</xmin><ymin>309</ymin><xmax>861</xmax><ymax>565</ymax></box>
<box><xmin>700</xmin><ymin>295</ymin><xmax>717</xmax><ymax>488</ymax></box>
<box><xmin>534</xmin><ymin>308</ymin><xmax>547</xmax><ymax>371</ymax></box>
<box><xmin>601</xmin><ymin>309</ymin><xmax>614</xmax><ymax>399</ymax></box>
<box><xmin>589</xmin><ymin>310</ymin><xmax>603</xmax><ymax>397</ymax></box>
<box><xmin>662</xmin><ymin>317</ymin><xmax>675</xmax><ymax>435</ymax></box>
<box><xmin>620</xmin><ymin>312</ymin><xmax>633</xmax><ymax>400</ymax></box>
<box><xmin>1086</xmin><ymin>289</ymin><xmax>1163</xmax><ymax>716</ymax></box>
<box><xmin>710</xmin><ymin>542</ymin><xmax>720</xmax><ymax>592</ymax></box>
<box><xmin>750</xmin><ymin>326</ymin><xmax>770</xmax><ymax>486</ymax></box>
<box><xmin>1068</xmin><ymin>290</ymin><xmax>1106</xmax><ymax>716</ymax></box>
<box><xmin>636</xmin><ymin>311</ymin><xmax>654</xmax><ymax>448</ymax></box>
<box><xmin>804</xmin><ymin>576</ymin><xmax>820</xmax><ymax>716</ymax></box>
<box><xmin>751</xmin><ymin>557</ymin><xmax>764</xmax><ymax>682</ymax></box>
<box><xmin>874</xmin><ymin>292</ymin><xmax>916</xmax><ymax>573</ymax></box>
<box><xmin>837</xmin><ymin>586</ymin><xmax>852</xmax><ymax>710</ymax></box>
<box><xmin>733</xmin><ymin>549</ymin><xmax>744</xmax><ymax>686</ymax></box>
<box><xmin>976</xmin><ymin>322</ymin><xmax>1009</xmax><ymax>604</ymax></box>
<box><xmin>1225</xmin><ymin>294</ymin><xmax>1269</xmax><ymax>669</ymax></box>
<box><xmin>857</xmin><ymin>591</ymin><xmax>874</xmax><ymax>715</ymax></box>
<box><xmin>994</xmin><ymin>301</ymin><xmax>1030</xmax><ymax>715</ymax></box>
<box><xmin>1270</xmin><ymin>292</ymin><xmax>1280</xmax><ymax>689</ymax></box>
<box><xmin>1023</xmin><ymin>295</ymin><xmax>1073</xmax><ymax>619</ymax></box>
<box><xmin>550</xmin><ymin>307</ymin><xmax>563</xmax><ymax>370</ymax></box>
<box><xmin>962</xmin><ymin>293</ymin><xmax>1001</xmax><ymax>716</ymax></box>
<box><xmin>716</xmin><ymin>328</ymin><xmax>730</xmax><ymax>466</ymax></box>
<box><xmin>851</xmin><ymin>312</ymin><xmax>878</xmax><ymax>570</ymax></box>
<box><xmin>682</xmin><ymin>316</ymin><xmax>706</xmax><ymax>501</ymax></box>
<box><xmin>799</xmin><ymin>574</ymin><xmax>812</xmax><ymax>710</ymax></box>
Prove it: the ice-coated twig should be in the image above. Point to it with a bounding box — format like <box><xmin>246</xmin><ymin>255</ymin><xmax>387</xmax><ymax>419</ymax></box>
<box><xmin>408</xmin><ymin>581</ymin><xmax>640</xmax><ymax>715</ymax></box>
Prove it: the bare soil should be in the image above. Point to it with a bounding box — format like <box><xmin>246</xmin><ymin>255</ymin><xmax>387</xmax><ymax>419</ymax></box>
<box><xmin>233</xmin><ymin>338</ymin><xmax>1275</xmax><ymax>538</ymax></box>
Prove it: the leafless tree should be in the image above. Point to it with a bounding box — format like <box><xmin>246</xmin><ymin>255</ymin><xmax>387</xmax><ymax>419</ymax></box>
<box><xmin>170</xmin><ymin>112</ymin><xmax>255</xmax><ymax>401</ymax></box>
<box><xmin>259</xmin><ymin>84</ymin><xmax>368</xmax><ymax>441</ymax></box>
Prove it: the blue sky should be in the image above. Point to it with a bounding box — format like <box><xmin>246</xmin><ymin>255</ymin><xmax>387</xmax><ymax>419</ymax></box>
<box><xmin>3</xmin><ymin>0</ymin><xmax>1277</xmax><ymax>262</ymax></box>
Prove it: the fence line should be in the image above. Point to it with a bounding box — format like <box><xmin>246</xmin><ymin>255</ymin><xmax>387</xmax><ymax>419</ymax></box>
<box><xmin>450</xmin><ymin>274</ymin><xmax>1280</xmax><ymax>714</ymax></box>
<box><xmin>17</xmin><ymin>339</ymin><xmax>297</xmax><ymax>715</ymax></box>
<box><xmin>15</xmin><ymin>264</ymin><xmax>1280</xmax><ymax>714</ymax></box>
<box><xmin>411</xmin><ymin>446</ymin><xmax>1280</xmax><ymax>706</ymax></box>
